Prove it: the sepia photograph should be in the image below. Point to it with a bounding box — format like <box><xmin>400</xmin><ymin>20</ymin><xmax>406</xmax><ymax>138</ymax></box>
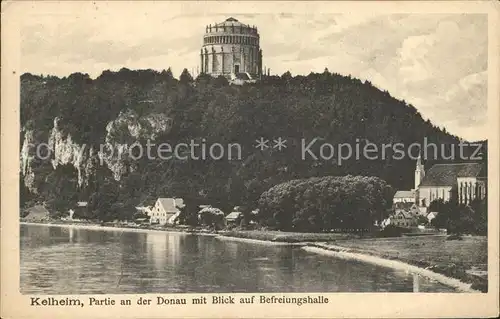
<box><xmin>2</xmin><ymin>1</ymin><xmax>499</xmax><ymax>318</ymax></box>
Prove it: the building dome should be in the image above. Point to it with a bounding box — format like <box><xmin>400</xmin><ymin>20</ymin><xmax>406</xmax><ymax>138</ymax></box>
<box><xmin>200</xmin><ymin>17</ymin><xmax>262</xmax><ymax>79</ymax></box>
<box><xmin>215</xmin><ymin>17</ymin><xmax>247</xmax><ymax>27</ymax></box>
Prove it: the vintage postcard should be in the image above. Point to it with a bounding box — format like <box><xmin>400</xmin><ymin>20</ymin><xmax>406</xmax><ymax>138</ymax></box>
<box><xmin>1</xmin><ymin>1</ymin><xmax>499</xmax><ymax>318</ymax></box>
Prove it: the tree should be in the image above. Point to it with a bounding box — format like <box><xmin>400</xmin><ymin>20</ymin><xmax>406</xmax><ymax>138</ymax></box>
<box><xmin>213</xmin><ymin>75</ymin><xmax>229</xmax><ymax>87</ymax></box>
<box><xmin>281</xmin><ymin>71</ymin><xmax>292</xmax><ymax>81</ymax></box>
<box><xmin>429</xmin><ymin>198</ymin><xmax>446</xmax><ymax>214</ymax></box>
<box><xmin>417</xmin><ymin>215</ymin><xmax>428</xmax><ymax>225</ymax></box>
<box><xmin>179</xmin><ymin>68</ymin><xmax>194</xmax><ymax>84</ymax></box>
<box><xmin>162</xmin><ymin>67</ymin><xmax>174</xmax><ymax>79</ymax></box>
<box><xmin>198</xmin><ymin>207</ymin><xmax>225</xmax><ymax>230</ymax></box>
<box><xmin>470</xmin><ymin>195</ymin><xmax>487</xmax><ymax>235</ymax></box>
<box><xmin>177</xmin><ymin>197</ymin><xmax>201</xmax><ymax>226</ymax></box>
<box><xmin>258</xmin><ymin>175</ymin><xmax>393</xmax><ymax>232</ymax></box>
<box><xmin>431</xmin><ymin>198</ymin><xmax>483</xmax><ymax>235</ymax></box>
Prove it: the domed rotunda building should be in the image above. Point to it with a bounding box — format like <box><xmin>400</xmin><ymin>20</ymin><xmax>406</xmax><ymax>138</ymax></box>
<box><xmin>200</xmin><ymin>17</ymin><xmax>263</xmax><ymax>80</ymax></box>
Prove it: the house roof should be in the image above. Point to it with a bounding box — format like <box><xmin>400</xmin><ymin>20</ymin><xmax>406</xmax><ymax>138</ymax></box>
<box><xmin>419</xmin><ymin>163</ymin><xmax>485</xmax><ymax>187</ymax></box>
<box><xmin>24</xmin><ymin>205</ymin><xmax>50</xmax><ymax>219</ymax></box>
<box><xmin>418</xmin><ymin>207</ymin><xmax>428</xmax><ymax>215</ymax></box>
<box><xmin>198</xmin><ymin>207</ymin><xmax>224</xmax><ymax>215</ymax></box>
<box><xmin>225</xmin><ymin>211</ymin><xmax>242</xmax><ymax>220</ymax></box>
<box><xmin>157</xmin><ymin>198</ymin><xmax>184</xmax><ymax>212</ymax></box>
<box><xmin>26</xmin><ymin>205</ymin><xmax>49</xmax><ymax>215</ymax></box>
<box><xmin>394</xmin><ymin>210</ymin><xmax>415</xmax><ymax>219</ymax></box>
<box><xmin>394</xmin><ymin>190</ymin><xmax>415</xmax><ymax>198</ymax></box>
<box><xmin>394</xmin><ymin>203</ymin><xmax>412</xmax><ymax>211</ymax></box>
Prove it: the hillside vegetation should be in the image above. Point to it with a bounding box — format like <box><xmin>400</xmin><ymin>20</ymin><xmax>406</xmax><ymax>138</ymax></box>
<box><xmin>20</xmin><ymin>68</ymin><xmax>485</xmax><ymax>221</ymax></box>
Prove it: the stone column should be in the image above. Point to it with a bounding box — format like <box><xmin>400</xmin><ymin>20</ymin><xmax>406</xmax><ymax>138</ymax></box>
<box><xmin>232</xmin><ymin>46</ymin><xmax>236</xmax><ymax>74</ymax></box>
<box><xmin>468</xmin><ymin>182</ymin><xmax>472</xmax><ymax>204</ymax></box>
<box><xmin>200</xmin><ymin>49</ymin><xmax>204</xmax><ymax>73</ymax></box>
<box><xmin>221</xmin><ymin>47</ymin><xmax>225</xmax><ymax>75</ymax></box>
<box><xmin>204</xmin><ymin>49</ymin><xmax>209</xmax><ymax>74</ymax></box>
<box><xmin>240</xmin><ymin>47</ymin><xmax>244</xmax><ymax>73</ymax></box>
<box><xmin>459</xmin><ymin>182</ymin><xmax>463</xmax><ymax>204</ymax></box>
<box><xmin>212</xmin><ymin>47</ymin><xmax>216</xmax><ymax>74</ymax></box>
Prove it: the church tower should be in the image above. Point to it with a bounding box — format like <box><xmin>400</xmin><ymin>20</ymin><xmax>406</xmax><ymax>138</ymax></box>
<box><xmin>414</xmin><ymin>155</ymin><xmax>425</xmax><ymax>190</ymax></box>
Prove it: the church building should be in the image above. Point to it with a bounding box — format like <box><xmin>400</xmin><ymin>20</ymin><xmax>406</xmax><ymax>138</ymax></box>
<box><xmin>394</xmin><ymin>157</ymin><xmax>487</xmax><ymax>210</ymax></box>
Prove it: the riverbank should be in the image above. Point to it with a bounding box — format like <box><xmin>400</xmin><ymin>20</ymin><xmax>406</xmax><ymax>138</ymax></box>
<box><xmin>303</xmin><ymin>245</ymin><xmax>478</xmax><ymax>293</ymax></box>
<box><xmin>216</xmin><ymin>230</ymin><xmax>487</xmax><ymax>293</ymax></box>
<box><xmin>218</xmin><ymin>229</ymin><xmax>365</xmax><ymax>242</ymax></box>
<box><xmin>326</xmin><ymin>236</ymin><xmax>488</xmax><ymax>292</ymax></box>
<box><xmin>19</xmin><ymin>221</ymin><xmax>218</xmax><ymax>236</ymax></box>
<box><xmin>215</xmin><ymin>234</ymin><xmax>305</xmax><ymax>246</ymax></box>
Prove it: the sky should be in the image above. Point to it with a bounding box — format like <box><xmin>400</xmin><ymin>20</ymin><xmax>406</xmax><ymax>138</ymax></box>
<box><xmin>19</xmin><ymin>3</ymin><xmax>488</xmax><ymax>141</ymax></box>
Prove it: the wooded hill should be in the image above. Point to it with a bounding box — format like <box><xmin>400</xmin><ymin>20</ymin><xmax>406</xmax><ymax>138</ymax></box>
<box><xmin>19</xmin><ymin>68</ymin><xmax>486</xmax><ymax>221</ymax></box>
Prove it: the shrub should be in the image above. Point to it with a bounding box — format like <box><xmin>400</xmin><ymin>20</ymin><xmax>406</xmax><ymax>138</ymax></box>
<box><xmin>377</xmin><ymin>225</ymin><xmax>405</xmax><ymax>238</ymax></box>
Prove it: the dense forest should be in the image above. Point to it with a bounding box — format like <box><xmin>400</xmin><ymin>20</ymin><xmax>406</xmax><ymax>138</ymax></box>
<box><xmin>19</xmin><ymin>68</ymin><xmax>487</xmax><ymax>221</ymax></box>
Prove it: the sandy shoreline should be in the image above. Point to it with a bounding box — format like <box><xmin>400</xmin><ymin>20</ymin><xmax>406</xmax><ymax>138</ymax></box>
<box><xmin>211</xmin><ymin>235</ymin><xmax>481</xmax><ymax>293</ymax></box>
<box><xmin>302</xmin><ymin>245</ymin><xmax>479</xmax><ymax>293</ymax></box>
<box><xmin>212</xmin><ymin>234</ymin><xmax>481</xmax><ymax>293</ymax></box>
<box><xmin>215</xmin><ymin>234</ymin><xmax>305</xmax><ymax>246</ymax></box>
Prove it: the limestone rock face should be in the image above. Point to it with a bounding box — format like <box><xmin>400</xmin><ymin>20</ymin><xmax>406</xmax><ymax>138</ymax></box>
<box><xmin>20</xmin><ymin>110</ymin><xmax>172</xmax><ymax>191</ymax></box>
<box><xmin>48</xmin><ymin>117</ymin><xmax>94</xmax><ymax>187</ymax></box>
<box><xmin>99</xmin><ymin>109</ymin><xmax>172</xmax><ymax>180</ymax></box>
<box><xmin>20</xmin><ymin>129</ymin><xmax>36</xmax><ymax>192</ymax></box>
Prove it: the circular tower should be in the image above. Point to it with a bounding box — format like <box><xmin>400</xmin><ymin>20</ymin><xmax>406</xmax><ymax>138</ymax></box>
<box><xmin>200</xmin><ymin>17</ymin><xmax>262</xmax><ymax>79</ymax></box>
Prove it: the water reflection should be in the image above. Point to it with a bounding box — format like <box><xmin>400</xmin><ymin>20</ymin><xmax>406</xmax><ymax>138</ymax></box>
<box><xmin>20</xmin><ymin>224</ymin><xmax>457</xmax><ymax>294</ymax></box>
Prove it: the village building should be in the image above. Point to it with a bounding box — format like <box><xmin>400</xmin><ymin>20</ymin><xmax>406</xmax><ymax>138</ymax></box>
<box><xmin>389</xmin><ymin>210</ymin><xmax>418</xmax><ymax>228</ymax></box>
<box><xmin>23</xmin><ymin>205</ymin><xmax>50</xmax><ymax>222</ymax></box>
<box><xmin>149</xmin><ymin>198</ymin><xmax>184</xmax><ymax>226</ymax></box>
<box><xmin>72</xmin><ymin>201</ymin><xmax>88</xmax><ymax>218</ymax></box>
<box><xmin>393</xmin><ymin>190</ymin><xmax>416</xmax><ymax>204</ymax></box>
<box><xmin>200</xmin><ymin>17</ymin><xmax>263</xmax><ymax>81</ymax></box>
<box><xmin>426</xmin><ymin>211</ymin><xmax>439</xmax><ymax>223</ymax></box>
<box><xmin>393</xmin><ymin>157</ymin><xmax>486</xmax><ymax>209</ymax></box>
<box><xmin>135</xmin><ymin>205</ymin><xmax>153</xmax><ymax>216</ymax></box>
<box><xmin>388</xmin><ymin>157</ymin><xmax>486</xmax><ymax>229</ymax></box>
<box><xmin>133</xmin><ymin>206</ymin><xmax>152</xmax><ymax>224</ymax></box>
<box><xmin>225</xmin><ymin>212</ymin><xmax>242</xmax><ymax>226</ymax></box>
<box><xmin>225</xmin><ymin>207</ymin><xmax>243</xmax><ymax>226</ymax></box>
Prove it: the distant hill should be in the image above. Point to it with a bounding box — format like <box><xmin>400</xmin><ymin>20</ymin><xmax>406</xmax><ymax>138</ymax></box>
<box><xmin>19</xmin><ymin>68</ymin><xmax>487</xmax><ymax>220</ymax></box>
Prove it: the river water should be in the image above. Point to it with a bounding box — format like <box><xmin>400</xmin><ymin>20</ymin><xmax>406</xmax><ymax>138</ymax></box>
<box><xmin>20</xmin><ymin>224</ymin><xmax>456</xmax><ymax>294</ymax></box>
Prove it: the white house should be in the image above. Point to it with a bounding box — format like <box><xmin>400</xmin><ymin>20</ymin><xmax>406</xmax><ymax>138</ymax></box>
<box><xmin>149</xmin><ymin>198</ymin><xmax>184</xmax><ymax>225</ymax></box>
<box><xmin>393</xmin><ymin>190</ymin><xmax>416</xmax><ymax>204</ymax></box>
<box><xmin>426</xmin><ymin>211</ymin><xmax>439</xmax><ymax>223</ymax></box>
<box><xmin>391</xmin><ymin>210</ymin><xmax>418</xmax><ymax>228</ymax></box>
<box><xmin>380</xmin><ymin>217</ymin><xmax>391</xmax><ymax>228</ymax></box>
